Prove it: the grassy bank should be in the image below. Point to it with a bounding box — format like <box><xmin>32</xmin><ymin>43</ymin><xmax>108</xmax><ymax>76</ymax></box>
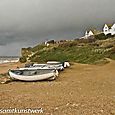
<box><xmin>20</xmin><ymin>37</ymin><xmax>115</xmax><ymax>64</ymax></box>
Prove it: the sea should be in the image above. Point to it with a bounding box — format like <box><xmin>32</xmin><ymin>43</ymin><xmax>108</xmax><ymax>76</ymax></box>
<box><xmin>0</xmin><ymin>56</ymin><xmax>20</xmax><ymax>64</ymax></box>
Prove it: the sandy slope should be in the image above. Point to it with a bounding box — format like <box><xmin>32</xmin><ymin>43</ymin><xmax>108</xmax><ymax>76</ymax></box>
<box><xmin>0</xmin><ymin>61</ymin><xmax>115</xmax><ymax>115</ymax></box>
<box><xmin>0</xmin><ymin>62</ymin><xmax>24</xmax><ymax>74</ymax></box>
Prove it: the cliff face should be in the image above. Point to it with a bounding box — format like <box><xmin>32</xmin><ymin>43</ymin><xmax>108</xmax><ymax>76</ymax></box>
<box><xmin>20</xmin><ymin>35</ymin><xmax>115</xmax><ymax>64</ymax></box>
<box><xmin>20</xmin><ymin>48</ymin><xmax>33</xmax><ymax>62</ymax></box>
<box><xmin>21</xmin><ymin>48</ymin><xmax>32</xmax><ymax>57</ymax></box>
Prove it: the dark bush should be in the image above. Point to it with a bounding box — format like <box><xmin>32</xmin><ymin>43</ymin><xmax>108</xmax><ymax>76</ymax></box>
<box><xmin>111</xmin><ymin>46</ymin><xmax>115</xmax><ymax>53</ymax></box>
<box><xmin>107</xmin><ymin>46</ymin><xmax>115</xmax><ymax>59</ymax></box>
<box><xmin>94</xmin><ymin>33</ymin><xmax>114</xmax><ymax>40</ymax></box>
<box><xmin>77</xmin><ymin>37</ymin><xmax>96</xmax><ymax>44</ymax></box>
<box><xmin>19</xmin><ymin>57</ymin><xmax>27</xmax><ymax>63</ymax></box>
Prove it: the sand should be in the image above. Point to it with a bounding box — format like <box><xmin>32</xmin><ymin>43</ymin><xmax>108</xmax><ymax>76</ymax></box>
<box><xmin>0</xmin><ymin>60</ymin><xmax>115</xmax><ymax>115</ymax></box>
<box><xmin>0</xmin><ymin>62</ymin><xmax>24</xmax><ymax>74</ymax></box>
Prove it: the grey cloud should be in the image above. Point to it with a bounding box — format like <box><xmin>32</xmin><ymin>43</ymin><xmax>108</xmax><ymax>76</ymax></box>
<box><xmin>0</xmin><ymin>0</ymin><xmax>115</xmax><ymax>55</ymax></box>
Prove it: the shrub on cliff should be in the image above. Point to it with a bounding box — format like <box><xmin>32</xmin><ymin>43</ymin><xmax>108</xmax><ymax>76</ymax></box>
<box><xmin>108</xmin><ymin>46</ymin><xmax>115</xmax><ymax>59</ymax></box>
<box><xmin>19</xmin><ymin>56</ymin><xmax>27</xmax><ymax>63</ymax></box>
<box><xmin>94</xmin><ymin>33</ymin><xmax>114</xmax><ymax>40</ymax></box>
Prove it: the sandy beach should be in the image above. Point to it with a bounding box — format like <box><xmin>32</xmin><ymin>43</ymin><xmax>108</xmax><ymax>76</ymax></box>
<box><xmin>0</xmin><ymin>62</ymin><xmax>24</xmax><ymax>74</ymax></box>
<box><xmin>0</xmin><ymin>60</ymin><xmax>115</xmax><ymax>114</ymax></box>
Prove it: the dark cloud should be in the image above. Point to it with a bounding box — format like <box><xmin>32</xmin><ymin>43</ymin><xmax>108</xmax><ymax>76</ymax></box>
<box><xmin>0</xmin><ymin>0</ymin><xmax>115</xmax><ymax>55</ymax></box>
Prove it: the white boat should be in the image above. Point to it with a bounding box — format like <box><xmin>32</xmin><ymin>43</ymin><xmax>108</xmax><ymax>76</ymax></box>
<box><xmin>19</xmin><ymin>66</ymin><xmax>56</xmax><ymax>70</ymax></box>
<box><xmin>47</xmin><ymin>61</ymin><xmax>61</xmax><ymax>64</ymax></box>
<box><xmin>8</xmin><ymin>69</ymin><xmax>58</xmax><ymax>81</ymax></box>
<box><xmin>63</xmin><ymin>62</ymin><xmax>70</xmax><ymax>68</ymax></box>
<box><xmin>21</xmin><ymin>63</ymin><xmax>64</xmax><ymax>71</ymax></box>
<box><xmin>47</xmin><ymin>61</ymin><xmax>70</xmax><ymax>68</ymax></box>
<box><xmin>34</xmin><ymin>64</ymin><xmax>64</xmax><ymax>71</ymax></box>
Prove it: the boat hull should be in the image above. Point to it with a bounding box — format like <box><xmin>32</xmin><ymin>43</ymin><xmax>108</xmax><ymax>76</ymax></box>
<box><xmin>8</xmin><ymin>70</ymin><xmax>58</xmax><ymax>81</ymax></box>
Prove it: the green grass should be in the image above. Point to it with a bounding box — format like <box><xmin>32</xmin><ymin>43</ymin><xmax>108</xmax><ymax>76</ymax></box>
<box><xmin>28</xmin><ymin>45</ymin><xmax>109</xmax><ymax>64</ymax></box>
<box><xmin>21</xmin><ymin>38</ymin><xmax>115</xmax><ymax>64</ymax></box>
<box><xmin>31</xmin><ymin>44</ymin><xmax>46</xmax><ymax>52</ymax></box>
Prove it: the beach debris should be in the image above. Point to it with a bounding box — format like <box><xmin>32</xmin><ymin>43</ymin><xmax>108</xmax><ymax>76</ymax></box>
<box><xmin>110</xmin><ymin>110</ymin><xmax>115</xmax><ymax>115</ymax></box>
<box><xmin>72</xmin><ymin>103</ymin><xmax>80</xmax><ymax>107</ymax></box>
<box><xmin>54</xmin><ymin>107</ymin><xmax>59</xmax><ymax>110</ymax></box>
<box><xmin>100</xmin><ymin>109</ymin><xmax>104</xmax><ymax>113</ymax></box>
<box><xmin>66</xmin><ymin>103</ymin><xmax>70</xmax><ymax>106</ymax></box>
<box><xmin>0</xmin><ymin>73</ymin><xmax>12</xmax><ymax>84</ymax></box>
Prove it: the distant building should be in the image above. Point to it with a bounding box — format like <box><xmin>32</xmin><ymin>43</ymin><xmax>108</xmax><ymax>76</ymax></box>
<box><xmin>111</xmin><ymin>24</ymin><xmax>115</xmax><ymax>35</ymax></box>
<box><xmin>84</xmin><ymin>30</ymin><xmax>94</xmax><ymax>39</ymax></box>
<box><xmin>103</xmin><ymin>24</ymin><xmax>111</xmax><ymax>35</ymax></box>
<box><xmin>45</xmin><ymin>40</ymin><xmax>55</xmax><ymax>46</ymax></box>
<box><xmin>103</xmin><ymin>23</ymin><xmax>115</xmax><ymax>35</ymax></box>
<box><xmin>45</xmin><ymin>41</ymin><xmax>50</xmax><ymax>46</ymax></box>
<box><xmin>85</xmin><ymin>31</ymin><xmax>88</xmax><ymax>38</ymax></box>
<box><xmin>56</xmin><ymin>40</ymin><xmax>68</xmax><ymax>44</ymax></box>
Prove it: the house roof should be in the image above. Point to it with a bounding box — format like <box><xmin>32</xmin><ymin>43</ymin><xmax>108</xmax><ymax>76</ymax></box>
<box><xmin>111</xmin><ymin>23</ymin><xmax>115</xmax><ymax>28</ymax></box>
<box><xmin>86</xmin><ymin>29</ymin><xmax>101</xmax><ymax>34</ymax></box>
<box><xmin>105</xmin><ymin>23</ymin><xmax>114</xmax><ymax>29</ymax></box>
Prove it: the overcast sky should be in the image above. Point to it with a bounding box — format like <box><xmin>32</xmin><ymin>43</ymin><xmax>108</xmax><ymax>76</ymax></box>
<box><xmin>0</xmin><ymin>0</ymin><xmax>115</xmax><ymax>56</ymax></box>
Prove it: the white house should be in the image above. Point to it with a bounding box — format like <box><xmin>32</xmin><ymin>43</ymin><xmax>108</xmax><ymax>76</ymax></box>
<box><xmin>84</xmin><ymin>30</ymin><xmax>94</xmax><ymax>38</ymax></box>
<box><xmin>89</xmin><ymin>30</ymin><xmax>94</xmax><ymax>36</ymax></box>
<box><xmin>103</xmin><ymin>23</ymin><xmax>115</xmax><ymax>35</ymax></box>
<box><xmin>85</xmin><ymin>31</ymin><xmax>88</xmax><ymax>38</ymax></box>
<box><xmin>111</xmin><ymin>24</ymin><xmax>115</xmax><ymax>35</ymax></box>
<box><xmin>45</xmin><ymin>41</ymin><xmax>49</xmax><ymax>46</ymax></box>
<box><xmin>103</xmin><ymin>24</ymin><xmax>111</xmax><ymax>35</ymax></box>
